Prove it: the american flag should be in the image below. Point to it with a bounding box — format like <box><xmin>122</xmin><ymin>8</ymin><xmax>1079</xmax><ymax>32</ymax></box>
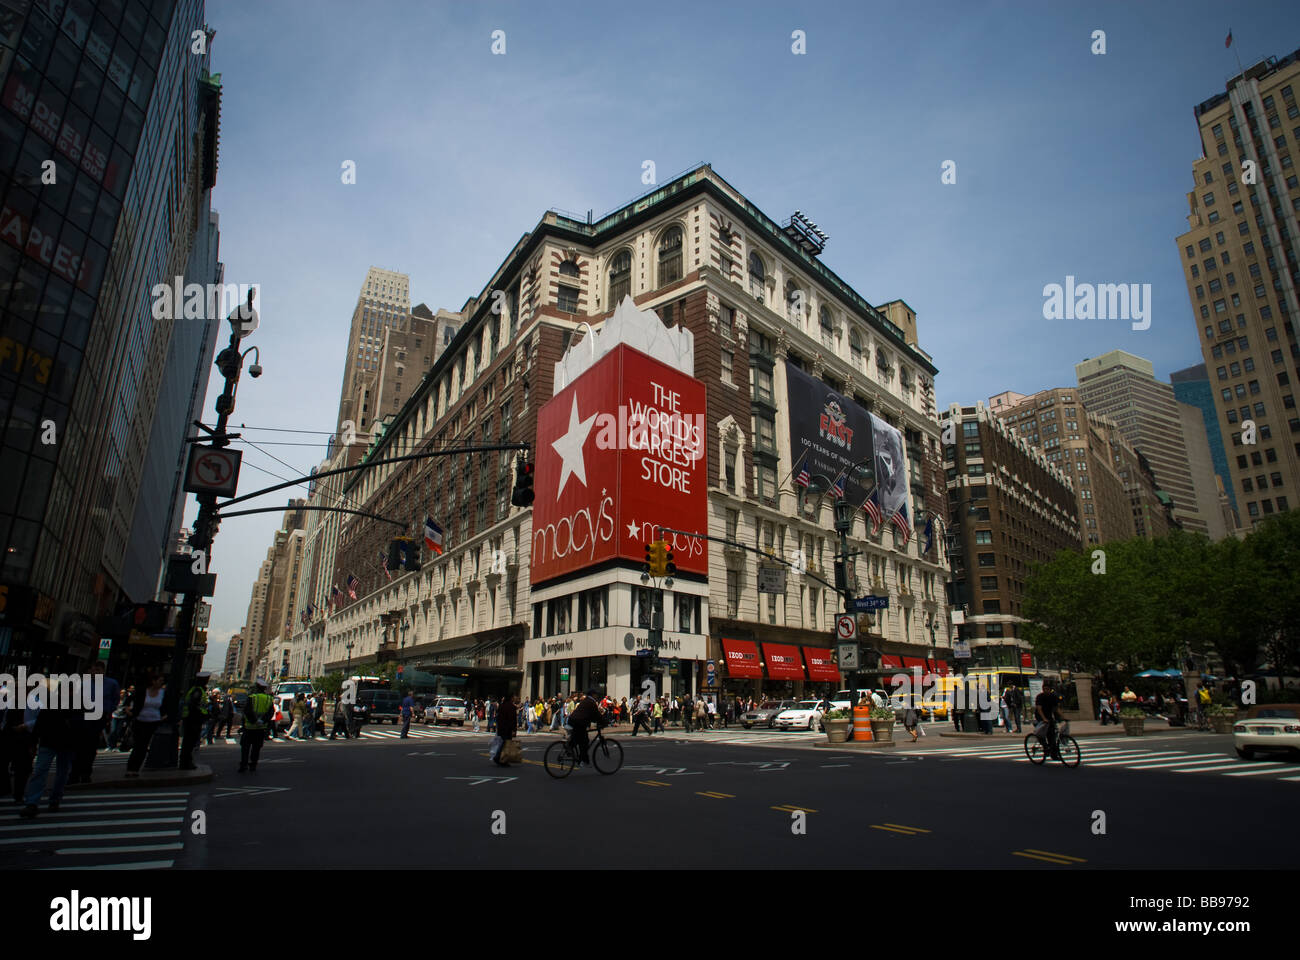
<box><xmin>863</xmin><ymin>488</ymin><xmax>883</xmax><ymax>533</ymax></box>
<box><xmin>891</xmin><ymin>502</ymin><xmax>912</xmax><ymax>543</ymax></box>
<box><xmin>830</xmin><ymin>471</ymin><xmax>846</xmax><ymax>498</ymax></box>
<box><xmin>346</xmin><ymin>574</ymin><xmax>360</xmax><ymax>600</ymax></box>
<box><xmin>792</xmin><ymin>450</ymin><xmax>810</xmax><ymax>489</ymax></box>
<box><xmin>330</xmin><ymin>585</ymin><xmax>342</xmax><ymax>609</ymax></box>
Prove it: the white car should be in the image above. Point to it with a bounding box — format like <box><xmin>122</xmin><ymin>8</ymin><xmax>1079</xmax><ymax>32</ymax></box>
<box><xmin>1233</xmin><ymin>704</ymin><xmax>1300</xmax><ymax>761</ymax></box>
<box><xmin>428</xmin><ymin>696</ymin><xmax>469</xmax><ymax>726</ymax></box>
<box><xmin>775</xmin><ymin>699</ymin><xmax>830</xmax><ymax>731</ymax></box>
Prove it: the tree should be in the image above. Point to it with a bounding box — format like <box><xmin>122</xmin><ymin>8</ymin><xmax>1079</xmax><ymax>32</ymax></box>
<box><xmin>1244</xmin><ymin>510</ymin><xmax>1300</xmax><ymax>675</ymax></box>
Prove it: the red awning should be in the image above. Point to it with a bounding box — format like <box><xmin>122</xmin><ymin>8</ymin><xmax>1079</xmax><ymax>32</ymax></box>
<box><xmin>902</xmin><ymin>656</ymin><xmax>927</xmax><ymax>670</ymax></box>
<box><xmin>721</xmin><ymin>638</ymin><xmax>763</xmax><ymax>678</ymax></box>
<box><xmin>928</xmin><ymin>659</ymin><xmax>951</xmax><ymax>676</ymax></box>
<box><xmin>763</xmin><ymin>643</ymin><xmax>806</xmax><ymax>681</ymax></box>
<box><xmin>880</xmin><ymin>654</ymin><xmax>903</xmax><ymax>669</ymax></box>
<box><xmin>803</xmin><ymin>646</ymin><xmax>840</xmax><ymax>682</ymax></box>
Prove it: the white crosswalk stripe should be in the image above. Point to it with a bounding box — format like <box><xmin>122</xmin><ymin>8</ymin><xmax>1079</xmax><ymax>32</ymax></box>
<box><xmin>909</xmin><ymin>741</ymin><xmax>1299</xmax><ymax>781</ymax></box>
<box><xmin>2</xmin><ymin>790</ymin><xmax>193</xmax><ymax>869</ymax></box>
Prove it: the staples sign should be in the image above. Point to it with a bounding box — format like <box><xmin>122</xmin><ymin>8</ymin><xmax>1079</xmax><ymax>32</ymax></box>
<box><xmin>530</xmin><ymin>343</ymin><xmax>707</xmax><ymax>585</ymax></box>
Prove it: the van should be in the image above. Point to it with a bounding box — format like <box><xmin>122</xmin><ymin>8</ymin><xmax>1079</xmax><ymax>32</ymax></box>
<box><xmin>356</xmin><ymin>689</ymin><xmax>403</xmax><ymax>725</ymax></box>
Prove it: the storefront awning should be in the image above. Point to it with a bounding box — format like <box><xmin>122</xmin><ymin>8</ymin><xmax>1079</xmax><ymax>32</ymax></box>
<box><xmin>803</xmin><ymin>646</ymin><xmax>840</xmax><ymax>682</ymax></box>
<box><xmin>763</xmin><ymin>643</ymin><xmax>806</xmax><ymax>681</ymax></box>
<box><xmin>928</xmin><ymin>659</ymin><xmax>951</xmax><ymax>676</ymax></box>
<box><xmin>902</xmin><ymin>656</ymin><xmax>926</xmax><ymax>670</ymax></box>
<box><xmin>880</xmin><ymin>654</ymin><xmax>903</xmax><ymax>669</ymax></box>
<box><xmin>721</xmin><ymin>638</ymin><xmax>763</xmax><ymax>678</ymax></box>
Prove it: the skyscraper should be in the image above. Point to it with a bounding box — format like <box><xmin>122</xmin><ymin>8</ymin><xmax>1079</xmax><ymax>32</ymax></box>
<box><xmin>1075</xmin><ymin>350</ymin><xmax>1221</xmax><ymax>537</ymax></box>
<box><xmin>1176</xmin><ymin>48</ymin><xmax>1300</xmax><ymax>529</ymax></box>
<box><xmin>1170</xmin><ymin>362</ymin><xmax>1239</xmax><ymax>527</ymax></box>
<box><xmin>336</xmin><ymin>267</ymin><xmax>410</xmax><ymax>437</ymax></box>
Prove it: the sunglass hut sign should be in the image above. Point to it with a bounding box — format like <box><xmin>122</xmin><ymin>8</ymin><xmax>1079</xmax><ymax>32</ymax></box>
<box><xmin>530</xmin><ymin>343</ymin><xmax>708</xmax><ymax>585</ymax></box>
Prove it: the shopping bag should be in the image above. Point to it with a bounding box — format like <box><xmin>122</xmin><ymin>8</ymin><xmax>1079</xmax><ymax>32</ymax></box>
<box><xmin>500</xmin><ymin>739</ymin><xmax>523</xmax><ymax>764</ymax></box>
<box><xmin>488</xmin><ymin>735</ymin><xmax>503</xmax><ymax>762</ymax></box>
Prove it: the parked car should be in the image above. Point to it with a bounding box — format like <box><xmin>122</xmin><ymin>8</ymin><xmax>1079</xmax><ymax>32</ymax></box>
<box><xmin>828</xmin><ymin>689</ymin><xmax>888</xmax><ymax>712</ymax></box>
<box><xmin>427</xmin><ymin>696</ymin><xmax>469</xmax><ymax>726</ymax></box>
<box><xmin>356</xmin><ymin>690</ymin><xmax>403</xmax><ymax>724</ymax></box>
<box><xmin>775</xmin><ymin>700</ymin><xmax>830</xmax><ymax>731</ymax></box>
<box><xmin>1233</xmin><ymin>704</ymin><xmax>1300</xmax><ymax>760</ymax></box>
<box><xmin>741</xmin><ymin>699</ymin><xmax>799</xmax><ymax>729</ymax></box>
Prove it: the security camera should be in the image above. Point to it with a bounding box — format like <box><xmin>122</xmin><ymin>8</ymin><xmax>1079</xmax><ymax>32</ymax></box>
<box><xmin>248</xmin><ymin>363</ymin><xmax>263</xmax><ymax>378</ymax></box>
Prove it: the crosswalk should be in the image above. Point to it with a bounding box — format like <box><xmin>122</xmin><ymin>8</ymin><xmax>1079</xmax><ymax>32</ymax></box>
<box><xmin>0</xmin><ymin>790</ymin><xmax>193</xmax><ymax>869</ymax></box>
<box><xmin>909</xmin><ymin>737</ymin><xmax>1300</xmax><ymax>782</ymax></box>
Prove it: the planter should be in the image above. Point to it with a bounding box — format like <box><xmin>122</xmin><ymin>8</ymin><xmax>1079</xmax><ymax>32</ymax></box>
<box><xmin>1211</xmin><ymin>715</ymin><xmax>1235</xmax><ymax>735</ymax></box>
<box><xmin>825</xmin><ymin>719</ymin><xmax>851</xmax><ymax>743</ymax></box>
<box><xmin>870</xmin><ymin>719</ymin><xmax>895</xmax><ymax>742</ymax></box>
<box><xmin>1121</xmin><ymin>716</ymin><xmax>1145</xmax><ymax>736</ymax></box>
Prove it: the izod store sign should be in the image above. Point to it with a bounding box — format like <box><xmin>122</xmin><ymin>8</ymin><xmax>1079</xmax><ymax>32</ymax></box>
<box><xmin>531</xmin><ymin>343</ymin><xmax>708</xmax><ymax>585</ymax></box>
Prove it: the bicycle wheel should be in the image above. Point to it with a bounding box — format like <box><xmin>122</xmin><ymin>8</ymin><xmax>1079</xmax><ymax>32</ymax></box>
<box><xmin>1057</xmin><ymin>735</ymin><xmax>1081</xmax><ymax>768</ymax></box>
<box><xmin>543</xmin><ymin>739</ymin><xmax>576</xmax><ymax>779</ymax></box>
<box><xmin>1024</xmin><ymin>734</ymin><xmax>1046</xmax><ymax>765</ymax></box>
<box><xmin>591</xmin><ymin>735</ymin><xmax>624</xmax><ymax>774</ymax></box>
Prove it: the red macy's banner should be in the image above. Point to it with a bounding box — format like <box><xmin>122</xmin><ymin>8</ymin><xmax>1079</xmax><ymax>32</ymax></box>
<box><xmin>531</xmin><ymin>343</ymin><xmax>708</xmax><ymax>585</ymax></box>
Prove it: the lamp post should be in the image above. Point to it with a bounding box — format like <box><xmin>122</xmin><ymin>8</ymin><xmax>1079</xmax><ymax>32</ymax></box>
<box><xmin>154</xmin><ymin>292</ymin><xmax>261</xmax><ymax>768</ymax></box>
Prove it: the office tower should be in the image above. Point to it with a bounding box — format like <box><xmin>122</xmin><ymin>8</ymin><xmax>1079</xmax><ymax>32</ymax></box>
<box><xmin>1175</xmin><ymin>48</ymin><xmax>1300</xmax><ymax>528</ymax></box>
<box><xmin>336</xmin><ymin>267</ymin><xmax>410</xmax><ymax>436</ymax></box>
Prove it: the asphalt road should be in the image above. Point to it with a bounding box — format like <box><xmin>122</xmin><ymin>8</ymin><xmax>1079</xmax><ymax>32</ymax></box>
<box><xmin>6</xmin><ymin>725</ymin><xmax>1298</xmax><ymax>869</ymax></box>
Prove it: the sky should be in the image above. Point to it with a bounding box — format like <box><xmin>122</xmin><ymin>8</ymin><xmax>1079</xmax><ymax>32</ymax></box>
<box><xmin>194</xmin><ymin>0</ymin><xmax>1300</xmax><ymax>671</ymax></box>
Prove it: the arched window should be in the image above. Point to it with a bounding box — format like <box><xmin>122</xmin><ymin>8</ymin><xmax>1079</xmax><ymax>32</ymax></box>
<box><xmin>748</xmin><ymin>251</ymin><xmax>765</xmax><ymax>299</ymax></box>
<box><xmin>608</xmin><ymin>249</ymin><xmax>632</xmax><ymax>305</ymax></box>
<box><xmin>658</xmin><ymin>226</ymin><xmax>683</xmax><ymax>286</ymax></box>
<box><xmin>819</xmin><ymin>305</ymin><xmax>834</xmax><ymax>347</ymax></box>
<box><xmin>559</xmin><ymin>259</ymin><xmax>579</xmax><ymax>278</ymax></box>
<box><xmin>786</xmin><ymin>282</ymin><xmax>804</xmax><ymax>324</ymax></box>
<box><xmin>850</xmin><ymin>329</ymin><xmax>864</xmax><ymax>367</ymax></box>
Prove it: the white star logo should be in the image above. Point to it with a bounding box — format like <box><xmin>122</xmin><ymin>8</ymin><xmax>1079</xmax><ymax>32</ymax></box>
<box><xmin>627</xmin><ymin>519</ymin><xmax>640</xmax><ymax>540</ymax></box>
<box><xmin>551</xmin><ymin>395</ymin><xmax>598</xmax><ymax>499</ymax></box>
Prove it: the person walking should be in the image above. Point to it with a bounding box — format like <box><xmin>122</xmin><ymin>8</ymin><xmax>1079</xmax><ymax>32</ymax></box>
<box><xmin>399</xmin><ymin>689</ymin><xmax>414</xmax><ymax>738</ymax></box>
<box><xmin>652</xmin><ymin>698</ymin><xmax>664</xmax><ymax>733</ymax></box>
<box><xmin>903</xmin><ymin>698</ymin><xmax>920</xmax><ymax>742</ymax></box>
<box><xmin>696</xmin><ymin>697</ymin><xmax>709</xmax><ymax>732</ymax></box>
<box><xmin>681</xmin><ymin>694</ymin><xmax>693</xmax><ymax>733</ymax></box>
<box><xmin>472</xmin><ymin>699</ymin><xmax>482</xmax><ymax>734</ymax></box>
<box><xmin>1008</xmin><ymin>684</ymin><xmax>1024</xmax><ymax>733</ymax></box>
<box><xmin>491</xmin><ymin>694</ymin><xmax>518</xmax><ymax>766</ymax></box>
<box><xmin>706</xmin><ymin>697</ymin><xmax>717</xmax><ymax>729</ymax></box>
<box><xmin>523</xmin><ymin>699</ymin><xmax>536</xmax><ymax>734</ymax></box>
<box><xmin>239</xmin><ymin>680</ymin><xmax>274</xmax><ymax>772</ymax></box>
<box><xmin>486</xmin><ymin>697</ymin><xmax>497</xmax><ymax>733</ymax></box>
<box><xmin>1098</xmin><ymin>689</ymin><xmax>1114</xmax><ymax>726</ymax></box>
<box><xmin>1000</xmin><ymin>686</ymin><xmax>1017</xmax><ymax>734</ymax></box>
<box><xmin>204</xmin><ymin>690</ymin><xmax>222</xmax><ymax>744</ymax></box>
<box><xmin>70</xmin><ymin>662</ymin><xmax>119</xmax><ymax>785</ymax></box>
<box><xmin>179</xmin><ymin>670</ymin><xmax>211</xmax><ymax>769</ymax></box>
<box><xmin>631</xmin><ymin>697</ymin><xmax>651</xmax><ymax>736</ymax></box>
<box><xmin>216</xmin><ymin>692</ymin><xmax>235</xmax><ymax>740</ymax></box>
<box><xmin>330</xmin><ymin>695</ymin><xmax>352</xmax><ymax>739</ymax></box>
<box><xmin>125</xmin><ymin>674</ymin><xmax>170</xmax><ymax>778</ymax></box>
<box><xmin>285</xmin><ymin>693</ymin><xmax>307</xmax><ymax>740</ymax></box>
<box><xmin>18</xmin><ymin>682</ymin><xmax>78</xmax><ymax>819</ymax></box>
<box><xmin>107</xmin><ymin>688</ymin><xmax>130</xmax><ymax>749</ymax></box>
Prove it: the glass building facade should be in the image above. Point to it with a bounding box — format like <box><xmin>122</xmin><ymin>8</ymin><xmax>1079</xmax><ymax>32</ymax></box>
<box><xmin>0</xmin><ymin>0</ymin><xmax>219</xmax><ymax>666</ymax></box>
<box><xmin>1170</xmin><ymin>363</ymin><xmax>1237</xmax><ymax>514</ymax></box>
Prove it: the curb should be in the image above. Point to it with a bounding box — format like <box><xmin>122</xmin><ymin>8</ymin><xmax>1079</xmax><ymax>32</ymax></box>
<box><xmin>813</xmin><ymin>739</ymin><xmax>896</xmax><ymax>749</ymax></box>
<box><xmin>68</xmin><ymin>765</ymin><xmax>216</xmax><ymax>789</ymax></box>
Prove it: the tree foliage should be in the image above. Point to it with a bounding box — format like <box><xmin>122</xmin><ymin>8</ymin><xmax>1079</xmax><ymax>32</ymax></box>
<box><xmin>1022</xmin><ymin>512</ymin><xmax>1300</xmax><ymax>678</ymax></box>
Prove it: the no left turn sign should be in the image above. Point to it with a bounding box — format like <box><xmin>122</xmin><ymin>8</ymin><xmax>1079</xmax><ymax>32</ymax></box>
<box><xmin>836</xmin><ymin>614</ymin><xmax>857</xmax><ymax>641</ymax></box>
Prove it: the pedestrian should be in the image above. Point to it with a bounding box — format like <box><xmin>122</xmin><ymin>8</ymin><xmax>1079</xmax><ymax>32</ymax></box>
<box><xmin>696</xmin><ymin>697</ymin><xmax>709</xmax><ymax>731</ymax></box>
<box><xmin>473</xmin><ymin>699</ymin><xmax>482</xmax><ymax>733</ymax></box>
<box><xmin>487</xmin><ymin>697</ymin><xmax>497</xmax><ymax>732</ymax></box>
<box><xmin>1009</xmin><ymin>684</ymin><xmax>1024</xmax><ymax>733</ymax></box>
<box><xmin>1</xmin><ymin>676</ymin><xmax>36</xmax><ymax>803</ymax></box>
<box><xmin>1002</xmin><ymin>686</ymin><xmax>1018</xmax><ymax>733</ymax></box>
<box><xmin>18</xmin><ymin>679</ymin><xmax>78</xmax><ymax>819</ymax></box>
<box><xmin>681</xmin><ymin>694</ymin><xmax>693</xmax><ymax>733</ymax></box>
<box><xmin>706</xmin><ymin>697</ymin><xmax>717</xmax><ymax>729</ymax></box>
<box><xmin>1098</xmin><ymin>689</ymin><xmax>1113</xmax><ymax>726</ymax></box>
<box><xmin>329</xmin><ymin>695</ymin><xmax>351</xmax><ymax>739</ymax></box>
<box><xmin>652</xmin><ymin>698</ymin><xmax>664</xmax><ymax>733</ymax></box>
<box><xmin>125</xmin><ymin>673</ymin><xmax>170</xmax><ymax>778</ymax></box>
<box><xmin>179</xmin><ymin>670</ymin><xmax>212</xmax><ymax>769</ymax></box>
<box><xmin>217</xmin><ymin>692</ymin><xmax>235</xmax><ymax>739</ymax></box>
<box><xmin>903</xmin><ymin>698</ymin><xmax>919</xmax><ymax>742</ymax></box>
<box><xmin>312</xmin><ymin>692</ymin><xmax>325</xmax><ymax>737</ymax></box>
<box><xmin>524</xmin><ymin>699</ymin><xmax>536</xmax><ymax>734</ymax></box>
<box><xmin>239</xmin><ymin>680</ymin><xmax>274</xmax><ymax>772</ymax></box>
<box><xmin>632</xmin><ymin>697</ymin><xmax>652</xmax><ymax>736</ymax></box>
<box><xmin>397</xmin><ymin>689</ymin><xmax>414</xmax><ymax>738</ymax></box>
<box><xmin>491</xmin><ymin>694</ymin><xmax>517</xmax><ymax>766</ymax></box>
<box><xmin>70</xmin><ymin>662</ymin><xmax>119</xmax><ymax>784</ymax></box>
<box><xmin>108</xmin><ymin>688</ymin><xmax>130</xmax><ymax>749</ymax></box>
<box><xmin>286</xmin><ymin>693</ymin><xmax>308</xmax><ymax>740</ymax></box>
<box><xmin>204</xmin><ymin>690</ymin><xmax>222</xmax><ymax>744</ymax></box>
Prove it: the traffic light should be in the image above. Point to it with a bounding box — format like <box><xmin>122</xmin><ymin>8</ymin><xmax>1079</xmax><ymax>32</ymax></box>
<box><xmin>400</xmin><ymin>537</ymin><xmax>421</xmax><ymax>572</ymax></box>
<box><xmin>648</xmin><ymin>540</ymin><xmax>667</xmax><ymax>577</ymax></box>
<box><xmin>387</xmin><ymin>540</ymin><xmax>403</xmax><ymax>570</ymax></box>
<box><xmin>664</xmin><ymin>545</ymin><xmax>675</xmax><ymax>579</ymax></box>
<box><xmin>643</xmin><ymin>543</ymin><xmax>653</xmax><ymax>578</ymax></box>
<box><xmin>511</xmin><ymin>456</ymin><xmax>535</xmax><ymax>506</ymax></box>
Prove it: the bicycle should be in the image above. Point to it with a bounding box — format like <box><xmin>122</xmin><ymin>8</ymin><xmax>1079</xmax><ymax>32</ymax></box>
<box><xmin>544</xmin><ymin>723</ymin><xmax>624</xmax><ymax>778</ymax></box>
<box><xmin>1024</xmin><ymin>721</ymin><xmax>1081</xmax><ymax>768</ymax></box>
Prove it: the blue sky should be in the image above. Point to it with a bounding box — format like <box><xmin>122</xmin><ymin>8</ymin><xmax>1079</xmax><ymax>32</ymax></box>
<box><xmin>195</xmin><ymin>0</ymin><xmax>1300</xmax><ymax>669</ymax></box>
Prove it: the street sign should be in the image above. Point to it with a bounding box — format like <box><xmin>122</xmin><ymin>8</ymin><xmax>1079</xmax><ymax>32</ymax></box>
<box><xmin>953</xmin><ymin>640</ymin><xmax>971</xmax><ymax>659</ymax></box>
<box><xmin>97</xmin><ymin>638</ymin><xmax>112</xmax><ymax>661</ymax></box>
<box><xmin>184</xmin><ymin>445</ymin><xmax>242</xmax><ymax>497</ymax></box>
<box><xmin>837</xmin><ymin>643</ymin><xmax>859</xmax><ymax>670</ymax></box>
<box><xmin>195</xmin><ymin>602</ymin><xmax>211</xmax><ymax>629</ymax></box>
<box><xmin>670</xmin><ymin>658</ymin><xmax>679</xmax><ymax>676</ymax></box>
<box><xmin>560</xmin><ymin>666</ymin><xmax>570</xmax><ymax>680</ymax></box>
<box><xmin>757</xmin><ymin>564</ymin><xmax>787</xmax><ymax>594</ymax></box>
<box><xmin>851</xmin><ymin>595</ymin><xmax>889</xmax><ymax>612</ymax></box>
<box><xmin>835</xmin><ymin>614</ymin><xmax>857</xmax><ymax>641</ymax></box>
<box><xmin>636</xmin><ymin>649</ymin><xmax>653</xmax><ymax>658</ymax></box>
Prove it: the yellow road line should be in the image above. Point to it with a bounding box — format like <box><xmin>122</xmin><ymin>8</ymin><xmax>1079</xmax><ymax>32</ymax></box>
<box><xmin>771</xmin><ymin>804</ymin><xmax>818</xmax><ymax>813</ymax></box>
<box><xmin>696</xmin><ymin>791</ymin><xmax>735</xmax><ymax>799</ymax></box>
<box><xmin>638</xmin><ymin>780</ymin><xmax>671</xmax><ymax>787</ymax></box>
<box><xmin>1012</xmin><ymin>851</ymin><xmax>1076</xmax><ymax>865</ymax></box>
<box><xmin>883</xmin><ymin>823</ymin><xmax>931</xmax><ymax>833</ymax></box>
<box><xmin>1023</xmin><ymin>848</ymin><xmax>1086</xmax><ymax>863</ymax></box>
<box><xmin>870</xmin><ymin>824</ymin><xmax>926</xmax><ymax>835</ymax></box>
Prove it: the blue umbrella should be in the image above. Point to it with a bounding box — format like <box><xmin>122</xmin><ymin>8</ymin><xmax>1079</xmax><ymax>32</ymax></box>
<box><xmin>1161</xmin><ymin>668</ymin><xmax>1183</xmax><ymax>678</ymax></box>
<box><xmin>1134</xmin><ymin>669</ymin><xmax>1165</xmax><ymax>677</ymax></box>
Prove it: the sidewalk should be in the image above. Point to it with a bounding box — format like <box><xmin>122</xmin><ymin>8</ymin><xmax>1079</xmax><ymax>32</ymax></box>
<box><xmin>936</xmin><ymin>718</ymin><xmax>1198</xmax><ymax>740</ymax></box>
<box><xmin>67</xmin><ymin>764</ymin><xmax>216</xmax><ymax>790</ymax></box>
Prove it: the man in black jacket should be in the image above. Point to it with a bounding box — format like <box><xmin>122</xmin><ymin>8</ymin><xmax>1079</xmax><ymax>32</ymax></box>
<box><xmin>493</xmin><ymin>694</ymin><xmax>518</xmax><ymax>766</ymax></box>
<box><xmin>566</xmin><ymin>690</ymin><xmax>603</xmax><ymax>766</ymax></box>
<box><xmin>19</xmin><ymin>679</ymin><xmax>80</xmax><ymax>819</ymax></box>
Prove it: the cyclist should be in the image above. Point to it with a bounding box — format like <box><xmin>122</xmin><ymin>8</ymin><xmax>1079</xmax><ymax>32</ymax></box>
<box><xmin>1034</xmin><ymin>680</ymin><xmax>1062</xmax><ymax>759</ymax></box>
<box><xmin>567</xmin><ymin>688</ymin><xmax>603</xmax><ymax>767</ymax></box>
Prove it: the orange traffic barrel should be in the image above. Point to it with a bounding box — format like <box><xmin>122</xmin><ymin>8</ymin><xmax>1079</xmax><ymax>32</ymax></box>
<box><xmin>852</xmin><ymin>705</ymin><xmax>874</xmax><ymax>741</ymax></box>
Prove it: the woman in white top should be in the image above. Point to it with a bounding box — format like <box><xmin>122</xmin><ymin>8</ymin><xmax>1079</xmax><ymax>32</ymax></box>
<box><xmin>125</xmin><ymin>674</ymin><xmax>170</xmax><ymax>776</ymax></box>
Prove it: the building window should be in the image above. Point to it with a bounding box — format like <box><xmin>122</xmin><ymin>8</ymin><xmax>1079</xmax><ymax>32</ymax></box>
<box><xmin>608</xmin><ymin>249</ymin><xmax>631</xmax><ymax>305</ymax></box>
<box><xmin>720</xmin><ymin>304</ymin><xmax>735</xmax><ymax>339</ymax></box>
<box><xmin>819</xmin><ymin>306</ymin><xmax>834</xmax><ymax>348</ymax></box>
<box><xmin>557</xmin><ymin>285</ymin><xmax>579</xmax><ymax>313</ymax></box>
<box><xmin>721</xmin><ymin>348</ymin><xmax>734</xmax><ymax>384</ymax></box>
<box><xmin>658</xmin><ymin>226</ymin><xmax>683</xmax><ymax>286</ymax></box>
<box><xmin>559</xmin><ymin>259</ymin><xmax>579</xmax><ymax>279</ymax></box>
<box><xmin>748</xmin><ymin>251</ymin><xmax>765</xmax><ymax>299</ymax></box>
<box><xmin>850</xmin><ymin>329</ymin><xmax>864</xmax><ymax>367</ymax></box>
